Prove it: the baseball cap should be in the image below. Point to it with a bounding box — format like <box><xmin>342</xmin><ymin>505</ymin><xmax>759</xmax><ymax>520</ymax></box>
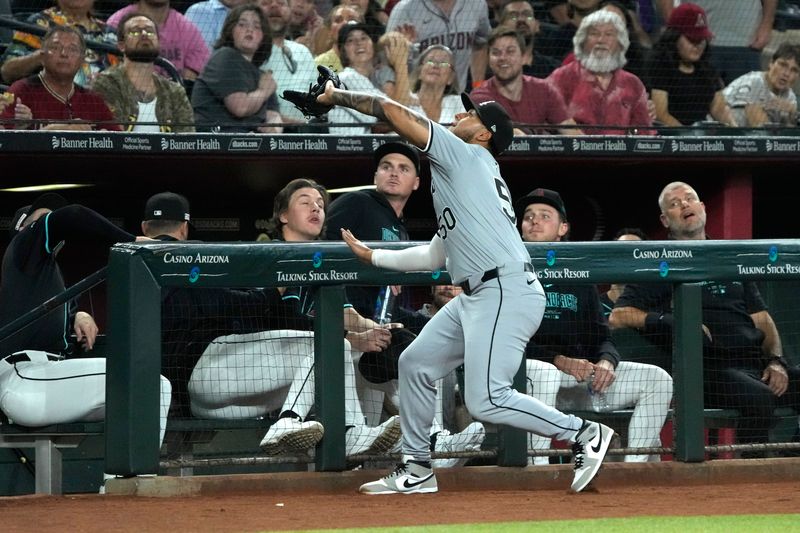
<box><xmin>460</xmin><ymin>93</ymin><xmax>514</xmax><ymax>155</ymax></box>
<box><xmin>514</xmin><ymin>188</ymin><xmax>568</xmax><ymax>220</ymax></box>
<box><xmin>667</xmin><ymin>3</ymin><xmax>713</xmax><ymax>43</ymax></box>
<box><xmin>143</xmin><ymin>191</ymin><xmax>191</xmax><ymax>222</ymax></box>
<box><xmin>337</xmin><ymin>21</ymin><xmax>374</xmax><ymax>51</ymax></box>
<box><xmin>374</xmin><ymin>141</ymin><xmax>421</xmax><ymax>175</ymax></box>
<box><xmin>11</xmin><ymin>192</ymin><xmax>68</xmax><ymax>233</ymax></box>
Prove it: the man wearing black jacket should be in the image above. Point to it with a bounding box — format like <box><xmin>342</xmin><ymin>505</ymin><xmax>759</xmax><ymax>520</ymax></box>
<box><xmin>325</xmin><ymin>141</ymin><xmax>420</xmax><ymax>324</ymax></box>
<box><xmin>517</xmin><ymin>188</ymin><xmax>673</xmax><ymax>463</ymax></box>
<box><xmin>609</xmin><ymin>181</ymin><xmax>800</xmax><ymax>447</ymax></box>
<box><xmin>0</xmin><ymin>193</ymin><xmax>171</xmax><ymax>447</ymax></box>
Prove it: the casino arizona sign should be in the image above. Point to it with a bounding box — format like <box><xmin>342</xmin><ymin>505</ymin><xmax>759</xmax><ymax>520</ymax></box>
<box><xmin>162</xmin><ymin>252</ymin><xmax>230</xmax><ymax>264</ymax></box>
<box><xmin>632</xmin><ymin>248</ymin><xmax>694</xmax><ymax>259</ymax></box>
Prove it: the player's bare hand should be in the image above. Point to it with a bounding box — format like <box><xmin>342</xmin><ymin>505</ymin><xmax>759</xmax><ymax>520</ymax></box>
<box><xmin>74</xmin><ymin>311</ymin><xmax>98</xmax><ymax>351</ymax></box>
<box><xmin>762</xmin><ymin>363</ymin><xmax>789</xmax><ymax>396</ymax></box>
<box><xmin>554</xmin><ymin>355</ymin><xmax>593</xmax><ymax>382</ymax></box>
<box><xmin>341</xmin><ymin>228</ymin><xmax>373</xmax><ymax>264</ymax></box>
<box><xmin>591</xmin><ymin>359</ymin><xmax>616</xmax><ymax>393</ymax></box>
<box><xmin>347</xmin><ymin>328</ymin><xmax>392</xmax><ymax>352</ymax></box>
<box><xmin>318</xmin><ymin>80</ymin><xmax>336</xmax><ymax>106</ymax></box>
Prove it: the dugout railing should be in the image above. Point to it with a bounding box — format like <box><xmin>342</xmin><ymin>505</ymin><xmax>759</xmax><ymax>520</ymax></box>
<box><xmin>105</xmin><ymin>239</ymin><xmax>800</xmax><ymax>476</ymax></box>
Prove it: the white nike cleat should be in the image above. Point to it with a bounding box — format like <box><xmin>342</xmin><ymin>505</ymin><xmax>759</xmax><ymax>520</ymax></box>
<box><xmin>345</xmin><ymin>415</ymin><xmax>402</xmax><ymax>456</ymax></box>
<box><xmin>571</xmin><ymin>420</ymin><xmax>614</xmax><ymax>492</ymax></box>
<box><xmin>260</xmin><ymin>417</ymin><xmax>324</xmax><ymax>455</ymax></box>
<box><xmin>432</xmin><ymin>422</ymin><xmax>485</xmax><ymax>468</ymax></box>
<box><xmin>359</xmin><ymin>455</ymin><xmax>438</xmax><ymax>495</ymax></box>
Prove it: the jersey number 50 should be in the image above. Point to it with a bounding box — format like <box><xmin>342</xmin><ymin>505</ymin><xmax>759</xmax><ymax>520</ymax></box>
<box><xmin>437</xmin><ymin>207</ymin><xmax>456</xmax><ymax>240</ymax></box>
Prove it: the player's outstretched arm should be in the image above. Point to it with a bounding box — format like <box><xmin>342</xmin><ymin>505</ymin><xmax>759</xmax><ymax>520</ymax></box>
<box><xmin>342</xmin><ymin>229</ymin><xmax>445</xmax><ymax>272</ymax></box>
<box><xmin>318</xmin><ymin>81</ymin><xmax>430</xmax><ymax>149</ymax></box>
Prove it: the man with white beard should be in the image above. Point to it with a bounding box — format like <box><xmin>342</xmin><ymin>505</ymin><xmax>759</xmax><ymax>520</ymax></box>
<box><xmin>546</xmin><ymin>9</ymin><xmax>651</xmax><ymax>135</ymax></box>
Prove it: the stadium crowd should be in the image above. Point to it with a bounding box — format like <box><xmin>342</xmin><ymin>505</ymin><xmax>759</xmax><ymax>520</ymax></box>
<box><xmin>0</xmin><ymin>0</ymin><xmax>798</xmax><ymax>132</ymax></box>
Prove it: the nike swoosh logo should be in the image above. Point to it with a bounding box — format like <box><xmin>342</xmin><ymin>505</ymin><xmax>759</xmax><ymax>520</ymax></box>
<box><xmin>402</xmin><ymin>474</ymin><xmax>433</xmax><ymax>489</ymax></box>
<box><xmin>590</xmin><ymin>426</ymin><xmax>603</xmax><ymax>454</ymax></box>
<box><xmin>527</xmin><ymin>279</ymin><xmax>534</xmax><ymax>285</ymax></box>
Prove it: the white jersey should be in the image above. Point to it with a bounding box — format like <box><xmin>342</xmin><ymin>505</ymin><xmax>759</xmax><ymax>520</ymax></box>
<box><xmin>723</xmin><ymin>70</ymin><xmax>797</xmax><ymax>126</ymax></box>
<box><xmin>423</xmin><ymin>120</ymin><xmax>530</xmax><ymax>284</ymax></box>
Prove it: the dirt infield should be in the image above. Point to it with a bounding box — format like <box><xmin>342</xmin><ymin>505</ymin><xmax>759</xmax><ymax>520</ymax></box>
<box><xmin>3</xmin><ymin>461</ymin><xmax>800</xmax><ymax>532</ymax></box>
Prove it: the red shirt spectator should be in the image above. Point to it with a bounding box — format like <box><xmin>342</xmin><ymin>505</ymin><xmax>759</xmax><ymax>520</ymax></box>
<box><xmin>1</xmin><ymin>74</ymin><xmax>119</xmax><ymax>130</ymax></box>
<box><xmin>472</xmin><ymin>76</ymin><xmax>570</xmax><ymax>133</ymax></box>
<box><xmin>547</xmin><ymin>60</ymin><xmax>650</xmax><ymax>134</ymax></box>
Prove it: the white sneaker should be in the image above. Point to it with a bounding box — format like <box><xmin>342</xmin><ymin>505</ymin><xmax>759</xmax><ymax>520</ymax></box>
<box><xmin>571</xmin><ymin>420</ymin><xmax>614</xmax><ymax>492</ymax></box>
<box><xmin>431</xmin><ymin>422</ymin><xmax>485</xmax><ymax>468</ymax></box>
<box><xmin>359</xmin><ymin>455</ymin><xmax>438</xmax><ymax>495</ymax></box>
<box><xmin>345</xmin><ymin>415</ymin><xmax>401</xmax><ymax>457</ymax></box>
<box><xmin>260</xmin><ymin>417</ymin><xmax>324</xmax><ymax>455</ymax></box>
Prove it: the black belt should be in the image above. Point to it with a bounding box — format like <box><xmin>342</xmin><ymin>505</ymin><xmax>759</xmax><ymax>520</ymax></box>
<box><xmin>459</xmin><ymin>263</ymin><xmax>534</xmax><ymax>296</ymax></box>
<box><xmin>2</xmin><ymin>352</ymin><xmax>62</xmax><ymax>364</ymax></box>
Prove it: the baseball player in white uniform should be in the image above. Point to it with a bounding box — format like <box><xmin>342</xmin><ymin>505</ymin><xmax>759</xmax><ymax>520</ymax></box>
<box><xmin>317</xmin><ymin>81</ymin><xmax>614</xmax><ymax>494</ymax></box>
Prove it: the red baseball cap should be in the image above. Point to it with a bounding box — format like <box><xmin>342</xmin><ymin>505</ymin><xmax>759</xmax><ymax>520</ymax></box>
<box><xmin>667</xmin><ymin>3</ymin><xmax>713</xmax><ymax>42</ymax></box>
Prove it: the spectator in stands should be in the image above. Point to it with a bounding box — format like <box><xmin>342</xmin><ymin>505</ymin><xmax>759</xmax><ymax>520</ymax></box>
<box><xmin>547</xmin><ymin>9</ymin><xmax>652</xmax><ymax>134</ymax></box>
<box><xmin>600</xmin><ymin>227</ymin><xmax>647</xmax><ymax>316</ymax></box>
<box><xmin>557</xmin><ymin>2</ymin><xmax>650</xmax><ymax>83</ymax></box>
<box><xmin>608</xmin><ymin>181</ymin><xmax>800</xmax><ymax>448</ymax></box>
<box><xmin>93</xmin><ymin>13</ymin><xmax>194</xmax><ymax>132</ymax></box>
<box><xmin>385</xmin><ymin>0</ymin><xmax>490</xmax><ymax>92</ymax></box>
<box><xmin>407</xmin><ymin>44</ymin><xmax>465</xmax><ymax>124</ymax></box>
<box><xmin>191</xmin><ymin>4</ymin><xmax>282</xmax><ymax>132</ymax></box>
<box><xmin>723</xmin><ymin>43</ymin><xmax>800</xmax><ymax>129</ymax></box>
<box><xmin>537</xmin><ymin>0</ymin><xmax>602</xmax><ymax>62</ymax></box>
<box><xmin>313</xmin><ymin>4</ymin><xmax>363</xmax><ymax>70</ymax></box>
<box><xmin>0</xmin><ymin>193</ymin><xmax>170</xmax><ymax>445</ymax></box>
<box><xmin>258</xmin><ymin>0</ymin><xmax>321</xmax><ymax>128</ymax></box>
<box><xmin>106</xmin><ymin>0</ymin><xmax>210</xmax><ymax>81</ymax></box>
<box><xmin>496</xmin><ymin>0</ymin><xmax>561</xmax><ymax>78</ymax></box>
<box><xmin>1</xmin><ymin>26</ymin><xmax>119</xmax><ymax>130</ymax></box>
<box><xmin>648</xmin><ymin>3</ymin><xmax>737</xmax><ymax>129</ymax></box>
<box><xmin>654</xmin><ymin>1</ymin><xmax>777</xmax><ymax>85</ymax></box>
<box><xmin>516</xmin><ymin>188</ymin><xmax>673</xmax><ymax>464</ymax></box>
<box><xmin>186</xmin><ymin>0</ymin><xmax>248</xmax><ymax>52</ymax></box>
<box><xmin>342</xmin><ymin>0</ymin><xmax>388</xmax><ymax>39</ymax></box>
<box><xmin>0</xmin><ymin>0</ymin><xmax>117</xmax><ymax>87</ymax></box>
<box><xmin>325</xmin><ymin>22</ymin><xmax>412</xmax><ymax>134</ymax></box>
<box><xmin>287</xmin><ymin>0</ymin><xmax>323</xmax><ymax>43</ymax></box>
<box><xmin>471</xmin><ymin>27</ymin><xmax>581</xmax><ymax>134</ymax></box>
<box><xmin>143</xmin><ymin>188</ymin><xmax>401</xmax><ymax>457</ymax></box>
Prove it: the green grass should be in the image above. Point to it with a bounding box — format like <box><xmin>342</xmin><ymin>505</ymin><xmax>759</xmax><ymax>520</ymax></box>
<box><xmin>283</xmin><ymin>514</ymin><xmax>800</xmax><ymax>533</ymax></box>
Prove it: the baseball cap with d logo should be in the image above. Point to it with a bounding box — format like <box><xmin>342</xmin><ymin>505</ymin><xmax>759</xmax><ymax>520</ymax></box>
<box><xmin>460</xmin><ymin>93</ymin><xmax>514</xmax><ymax>156</ymax></box>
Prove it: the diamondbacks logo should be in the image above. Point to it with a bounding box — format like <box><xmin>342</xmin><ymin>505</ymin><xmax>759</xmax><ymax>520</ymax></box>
<box><xmin>312</xmin><ymin>251</ymin><xmax>323</xmax><ymax>268</ymax></box>
<box><xmin>769</xmin><ymin>246</ymin><xmax>779</xmax><ymax>263</ymax></box>
<box><xmin>546</xmin><ymin>250</ymin><xmax>556</xmax><ymax>266</ymax></box>
<box><xmin>189</xmin><ymin>266</ymin><xmax>200</xmax><ymax>283</ymax></box>
<box><xmin>431</xmin><ymin>270</ymin><xmax>441</xmax><ymax>280</ymax></box>
<box><xmin>160</xmin><ymin>138</ymin><xmax>169</xmax><ymax>150</ymax></box>
<box><xmin>51</xmin><ymin>136</ymin><xmax>60</xmax><ymax>148</ymax></box>
<box><xmin>659</xmin><ymin>261</ymin><xmax>669</xmax><ymax>278</ymax></box>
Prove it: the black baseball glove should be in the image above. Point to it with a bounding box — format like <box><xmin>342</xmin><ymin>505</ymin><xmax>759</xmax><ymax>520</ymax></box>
<box><xmin>281</xmin><ymin>65</ymin><xmax>346</xmax><ymax>118</ymax></box>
